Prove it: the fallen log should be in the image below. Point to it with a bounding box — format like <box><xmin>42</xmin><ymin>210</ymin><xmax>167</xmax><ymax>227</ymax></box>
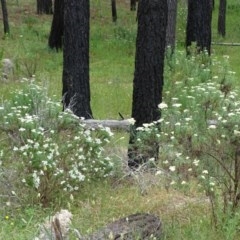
<box><xmin>80</xmin><ymin>213</ymin><xmax>162</xmax><ymax>240</ymax></box>
<box><xmin>212</xmin><ymin>42</ymin><xmax>240</xmax><ymax>46</ymax></box>
<box><xmin>81</xmin><ymin>119</ymin><xmax>131</xmax><ymax>131</ymax></box>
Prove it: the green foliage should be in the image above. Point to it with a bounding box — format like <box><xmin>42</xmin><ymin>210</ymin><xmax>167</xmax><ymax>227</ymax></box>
<box><xmin>1</xmin><ymin>0</ymin><xmax>240</xmax><ymax>239</ymax></box>
<box><xmin>0</xmin><ymin>79</ymin><xmax>115</xmax><ymax>206</ymax></box>
<box><xmin>159</xmin><ymin>50</ymin><xmax>240</xmax><ymax>231</ymax></box>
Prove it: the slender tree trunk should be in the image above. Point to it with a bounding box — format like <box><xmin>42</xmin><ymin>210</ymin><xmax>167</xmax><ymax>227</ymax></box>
<box><xmin>1</xmin><ymin>0</ymin><xmax>9</xmax><ymax>34</ymax></box>
<box><xmin>195</xmin><ymin>0</ymin><xmax>212</xmax><ymax>55</ymax></box>
<box><xmin>128</xmin><ymin>0</ymin><xmax>168</xmax><ymax>168</ymax></box>
<box><xmin>62</xmin><ymin>0</ymin><xmax>92</xmax><ymax>119</ymax></box>
<box><xmin>48</xmin><ymin>0</ymin><xmax>64</xmax><ymax>50</ymax></box>
<box><xmin>111</xmin><ymin>0</ymin><xmax>117</xmax><ymax>22</ymax></box>
<box><xmin>37</xmin><ymin>0</ymin><xmax>53</xmax><ymax>14</ymax></box>
<box><xmin>218</xmin><ymin>0</ymin><xmax>226</xmax><ymax>37</ymax></box>
<box><xmin>130</xmin><ymin>0</ymin><xmax>137</xmax><ymax>11</ymax></box>
<box><xmin>186</xmin><ymin>0</ymin><xmax>212</xmax><ymax>55</ymax></box>
<box><xmin>166</xmin><ymin>0</ymin><xmax>178</xmax><ymax>52</ymax></box>
<box><xmin>186</xmin><ymin>0</ymin><xmax>197</xmax><ymax>55</ymax></box>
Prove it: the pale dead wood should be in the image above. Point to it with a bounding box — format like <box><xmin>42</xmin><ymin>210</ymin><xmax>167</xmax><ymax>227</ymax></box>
<box><xmin>81</xmin><ymin>119</ymin><xmax>131</xmax><ymax>131</ymax></box>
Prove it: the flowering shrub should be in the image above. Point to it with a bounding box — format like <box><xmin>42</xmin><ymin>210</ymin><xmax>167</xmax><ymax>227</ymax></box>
<box><xmin>129</xmin><ymin>51</ymin><xmax>240</xmax><ymax>228</ymax></box>
<box><xmin>0</xmin><ymin>78</ymin><xmax>115</xmax><ymax>206</ymax></box>
<box><xmin>157</xmin><ymin>51</ymin><xmax>240</xmax><ymax>226</ymax></box>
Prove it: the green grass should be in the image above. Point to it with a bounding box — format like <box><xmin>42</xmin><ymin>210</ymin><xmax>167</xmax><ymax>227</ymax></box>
<box><xmin>1</xmin><ymin>0</ymin><xmax>240</xmax><ymax>239</ymax></box>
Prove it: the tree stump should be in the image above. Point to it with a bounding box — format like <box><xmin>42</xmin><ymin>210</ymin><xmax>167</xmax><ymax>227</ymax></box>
<box><xmin>82</xmin><ymin>213</ymin><xmax>162</xmax><ymax>240</ymax></box>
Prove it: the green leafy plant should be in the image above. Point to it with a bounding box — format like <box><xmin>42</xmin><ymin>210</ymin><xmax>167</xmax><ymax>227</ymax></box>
<box><xmin>0</xmin><ymin>79</ymin><xmax>115</xmax><ymax>206</ymax></box>
<box><xmin>158</xmin><ymin>51</ymin><xmax>240</xmax><ymax>231</ymax></box>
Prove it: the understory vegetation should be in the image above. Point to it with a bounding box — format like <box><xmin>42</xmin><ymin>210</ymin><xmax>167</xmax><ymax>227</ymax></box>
<box><xmin>1</xmin><ymin>0</ymin><xmax>240</xmax><ymax>239</ymax></box>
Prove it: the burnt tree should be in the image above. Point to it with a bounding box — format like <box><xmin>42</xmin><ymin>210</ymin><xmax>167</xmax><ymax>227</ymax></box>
<box><xmin>130</xmin><ymin>0</ymin><xmax>137</xmax><ymax>11</ymax></box>
<box><xmin>62</xmin><ymin>0</ymin><xmax>93</xmax><ymax>119</ymax></box>
<box><xmin>218</xmin><ymin>0</ymin><xmax>226</xmax><ymax>37</ymax></box>
<box><xmin>1</xmin><ymin>0</ymin><xmax>9</xmax><ymax>34</ymax></box>
<box><xmin>128</xmin><ymin>0</ymin><xmax>168</xmax><ymax>168</ymax></box>
<box><xmin>186</xmin><ymin>0</ymin><xmax>197</xmax><ymax>54</ymax></box>
<box><xmin>166</xmin><ymin>0</ymin><xmax>178</xmax><ymax>52</ymax></box>
<box><xmin>111</xmin><ymin>0</ymin><xmax>117</xmax><ymax>22</ymax></box>
<box><xmin>186</xmin><ymin>0</ymin><xmax>212</xmax><ymax>55</ymax></box>
<box><xmin>37</xmin><ymin>0</ymin><xmax>53</xmax><ymax>14</ymax></box>
<box><xmin>48</xmin><ymin>0</ymin><xmax>64</xmax><ymax>50</ymax></box>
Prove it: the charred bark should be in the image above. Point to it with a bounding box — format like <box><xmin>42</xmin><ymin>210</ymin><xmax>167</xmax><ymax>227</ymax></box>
<box><xmin>186</xmin><ymin>0</ymin><xmax>212</xmax><ymax>55</ymax></box>
<box><xmin>195</xmin><ymin>0</ymin><xmax>212</xmax><ymax>55</ymax></box>
<box><xmin>1</xmin><ymin>0</ymin><xmax>9</xmax><ymax>34</ymax></box>
<box><xmin>111</xmin><ymin>0</ymin><xmax>117</xmax><ymax>22</ymax></box>
<box><xmin>130</xmin><ymin>0</ymin><xmax>137</xmax><ymax>11</ymax></box>
<box><xmin>128</xmin><ymin>0</ymin><xmax>168</xmax><ymax>168</ymax></box>
<box><xmin>218</xmin><ymin>0</ymin><xmax>226</xmax><ymax>37</ymax></box>
<box><xmin>186</xmin><ymin>0</ymin><xmax>197</xmax><ymax>54</ymax></box>
<box><xmin>62</xmin><ymin>0</ymin><xmax>92</xmax><ymax>119</ymax></box>
<box><xmin>48</xmin><ymin>0</ymin><xmax>64</xmax><ymax>50</ymax></box>
<box><xmin>37</xmin><ymin>0</ymin><xmax>53</xmax><ymax>14</ymax></box>
<box><xmin>166</xmin><ymin>0</ymin><xmax>178</xmax><ymax>53</ymax></box>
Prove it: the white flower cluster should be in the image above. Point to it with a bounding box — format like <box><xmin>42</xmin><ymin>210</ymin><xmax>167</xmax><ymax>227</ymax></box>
<box><xmin>0</xmin><ymin>80</ymin><xmax>115</xmax><ymax>200</ymax></box>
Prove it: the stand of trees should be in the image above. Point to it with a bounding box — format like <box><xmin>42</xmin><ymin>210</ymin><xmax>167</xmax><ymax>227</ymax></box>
<box><xmin>51</xmin><ymin>0</ymin><xmax>224</xmax><ymax>169</ymax></box>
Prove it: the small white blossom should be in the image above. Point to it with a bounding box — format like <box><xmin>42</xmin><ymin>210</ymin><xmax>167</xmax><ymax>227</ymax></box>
<box><xmin>202</xmin><ymin>170</ymin><xmax>208</xmax><ymax>174</ymax></box>
<box><xmin>208</xmin><ymin>125</ymin><xmax>216</xmax><ymax>129</ymax></box>
<box><xmin>172</xmin><ymin>103</ymin><xmax>182</xmax><ymax>108</ymax></box>
<box><xmin>169</xmin><ymin>166</ymin><xmax>176</xmax><ymax>172</ymax></box>
<box><xmin>234</xmin><ymin>130</ymin><xmax>240</xmax><ymax>136</ymax></box>
<box><xmin>158</xmin><ymin>102</ymin><xmax>168</xmax><ymax>109</ymax></box>
<box><xmin>128</xmin><ymin>118</ymin><xmax>136</xmax><ymax>125</ymax></box>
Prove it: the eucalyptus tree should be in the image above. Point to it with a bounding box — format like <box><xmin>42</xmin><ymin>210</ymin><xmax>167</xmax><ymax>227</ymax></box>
<box><xmin>1</xmin><ymin>0</ymin><xmax>9</xmax><ymax>34</ymax></box>
<box><xmin>62</xmin><ymin>0</ymin><xmax>93</xmax><ymax>119</ymax></box>
<box><xmin>128</xmin><ymin>0</ymin><xmax>168</xmax><ymax>168</ymax></box>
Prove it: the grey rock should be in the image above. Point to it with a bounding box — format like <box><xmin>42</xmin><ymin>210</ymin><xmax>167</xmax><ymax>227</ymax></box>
<box><xmin>1</xmin><ymin>58</ymin><xmax>14</xmax><ymax>80</ymax></box>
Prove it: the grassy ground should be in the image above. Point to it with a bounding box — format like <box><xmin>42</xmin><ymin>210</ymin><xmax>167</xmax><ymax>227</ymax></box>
<box><xmin>1</xmin><ymin>0</ymin><xmax>240</xmax><ymax>239</ymax></box>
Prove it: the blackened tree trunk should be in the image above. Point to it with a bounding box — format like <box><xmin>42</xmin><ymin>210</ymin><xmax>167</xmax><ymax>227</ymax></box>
<box><xmin>186</xmin><ymin>0</ymin><xmax>197</xmax><ymax>54</ymax></box>
<box><xmin>195</xmin><ymin>0</ymin><xmax>212</xmax><ymax>55</ymax></box>
<box><xmin>130</xmin><ymin>0</ymin><xmax>137</xmax><ymax>11</ymax></box>
<box><xmin>1</xmin><ymin>0</ymin><xmax>9</xmax><ymax>34</ymax></box>
<box><xmin>128</xmin><ymin>0</ymin><xmax>168</xmax><ymax>168</ymax></box>
<box><xmin>48</xmin><ymin>0</ymin><xmax>64</xmax><ymax>50</ymax></box>
<box><xmin>186</xmin><ymin>0</ymin><xmax>212</xmax><ymax>55</ymax></box>
<box><xmin>218</xmin><ymin>0</ymin><xmax>226</xmax><ymax>37</ymax></box>
<box><xmin>62</xmin><ymin>0</ymin><xmax>93</xmax><ymax>119</ymax></box>
<box><xmin>111</xmin><ymin>0</ymin><xmax>117</xmax><ymax>22</ymax></box>
<box><xmin>37</xmin><ymin>0</ymin><xmax>53</xmax><ymax>14</ymax></box>
<box><xmin>166</xmin><ymin>0</ymin><xmax>178</xmax><ymax>52</ymax></box>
